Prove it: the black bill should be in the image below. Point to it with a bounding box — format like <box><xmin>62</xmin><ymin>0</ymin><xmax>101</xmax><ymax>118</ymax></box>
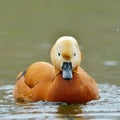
<box><xmin>62</xmin><ymin>62</ymin><xmax>73</xmax><ymax>80</ymax></box>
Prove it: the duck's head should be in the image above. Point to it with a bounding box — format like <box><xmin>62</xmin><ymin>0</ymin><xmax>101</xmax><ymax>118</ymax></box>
<box><xmin>51</xmin><ymin>36</ymin><xmax>82</xmax><ymax>80</ymax></box>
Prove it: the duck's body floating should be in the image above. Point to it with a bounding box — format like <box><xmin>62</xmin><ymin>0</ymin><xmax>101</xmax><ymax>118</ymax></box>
<box><xmin>13</xmin><ymin>36</ymin><xmax>99</xmax><ymax>103</ymax></box>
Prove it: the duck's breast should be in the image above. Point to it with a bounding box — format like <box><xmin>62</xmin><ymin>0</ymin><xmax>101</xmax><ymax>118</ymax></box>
<box><xmin>46</xmin><ymin>70</ymin><xmax>99</xmax><ymax>103</ymax></box>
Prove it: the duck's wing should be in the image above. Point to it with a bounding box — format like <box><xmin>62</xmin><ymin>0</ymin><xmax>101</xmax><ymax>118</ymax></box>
<box><xmin>13</xmin><ymin>62</ymin><xmax>55</xmax><ymax>101</ymax></box>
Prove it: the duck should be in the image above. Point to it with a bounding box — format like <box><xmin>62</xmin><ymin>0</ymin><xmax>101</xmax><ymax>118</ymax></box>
<box><xmin>13</xmin><ymin>36</ymin><xmax>99</xmax><ymax>103</ymax></box>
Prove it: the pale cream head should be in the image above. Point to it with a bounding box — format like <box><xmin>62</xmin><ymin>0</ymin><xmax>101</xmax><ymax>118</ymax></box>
<box><xmin>51</xmin><ymin>36</ymin><xmax>82</xmax><ymax>71</ymax></box>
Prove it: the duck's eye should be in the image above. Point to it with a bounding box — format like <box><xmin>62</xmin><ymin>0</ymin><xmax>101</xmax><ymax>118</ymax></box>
<box><xmin>58</xmin><ymin>52</ymin><xmax>60</xmax><ymax>56</ymax></box>
<box><xmin>74</xmin><ymin>53</ymin><xmax>76</xmax><ymax>56</ymax></box>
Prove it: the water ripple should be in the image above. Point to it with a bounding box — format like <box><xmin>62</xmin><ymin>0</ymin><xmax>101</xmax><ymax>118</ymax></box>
<box><xmin>0</xmin><ymin>84</ymin><xmax>120</xmax><ymax>119</ymax></box>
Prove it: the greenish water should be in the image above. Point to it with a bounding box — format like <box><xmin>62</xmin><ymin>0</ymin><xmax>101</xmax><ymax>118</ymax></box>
<box><xmin>0</xmin><ymin>0</ymin><xmax>120</xmax><ymax>119</ymax></box>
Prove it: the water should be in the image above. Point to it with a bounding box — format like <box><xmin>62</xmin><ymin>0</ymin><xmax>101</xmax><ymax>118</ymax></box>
<box><xmin>0</xmin><ymin>0</ymin><xmax>120</xmax><ymax>119</ymax></box>
<box><xmin>0</xmin><ymin>84</ymin><xmax>120</xmax><ymax>120</ymax></box>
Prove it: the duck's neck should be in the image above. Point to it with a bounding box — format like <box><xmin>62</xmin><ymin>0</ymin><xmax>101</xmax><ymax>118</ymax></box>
<box><xmin>54</xmin><ymin>67</ymin><xmax>79</xmax><ymax>77</ymax></box>
<box><xmin>73</xmin><ymin>67</ymin><xmax>80</xmax><ymax>73</ymax></box>
<box><xmin>54</xmin><ymin>67</ymin><xmax>61</xmax><ymax>77</ymax></box>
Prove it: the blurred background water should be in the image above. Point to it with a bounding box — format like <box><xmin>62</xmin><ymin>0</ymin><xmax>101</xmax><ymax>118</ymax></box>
<box><xmin>0</xmin><ymin>0</ymin><xmax>120</xmax><ymax>119</ymax></box>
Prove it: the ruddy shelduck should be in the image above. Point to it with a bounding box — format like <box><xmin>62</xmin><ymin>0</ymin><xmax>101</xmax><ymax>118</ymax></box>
<box><xmin>13</xmin><ymin>36</ymin><xmax>99</xmax><ymax>103</ymax></box>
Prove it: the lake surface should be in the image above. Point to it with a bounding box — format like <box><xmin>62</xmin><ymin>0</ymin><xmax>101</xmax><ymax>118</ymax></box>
<box><xmin>0</xmin><ymin>0</ymin><xmax>120</xmax><ymax>119</ymax></box>
<box><xmin>0</xmin><ymin>84</ymin><xmax>120</xmax><ymax>120</ymax></box>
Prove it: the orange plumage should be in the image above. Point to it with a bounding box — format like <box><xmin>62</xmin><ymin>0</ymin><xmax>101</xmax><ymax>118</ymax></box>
<box><xmin>13</xmin><ymin>36</ymin><xmax>99</xmax><ymax>103</ymax></box>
